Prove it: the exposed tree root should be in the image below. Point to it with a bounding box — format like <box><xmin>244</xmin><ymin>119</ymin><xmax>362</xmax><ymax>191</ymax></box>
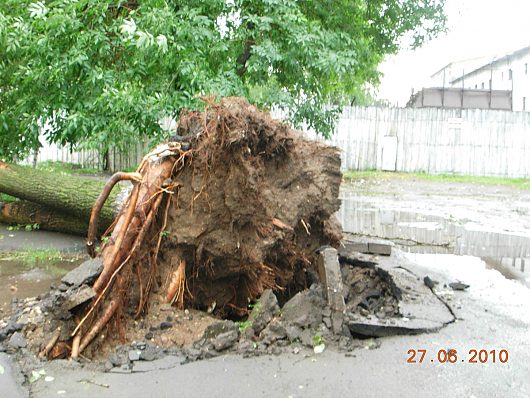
<box><xmin>60</xmin><ymin>98</ymin><xmax>341</xmax><ymax>357</ymax></box>
<box><xmin>38</xmin><ymin>327</ymin><xmax>61</xmax><ymax>360</ymax></box>
<box><xmin>165</xmin><ymin>259</ymin><xmax>187</xmax><ymax>308</ymax></box>
<box><xmin>92</xmin><ymin>183</ymin><xmax>141</xmax><ymax>294</ymax></box>
<box><xmin>71</xmin><ymin>335</ymin><xmax>81</xmax><ymax>360</ymax></box>
<box><xmin>79</xmin><ymin>299</ymin><xmax>120</xmax><ymax>355</ymax></box>
<box><xmin>86</xmin><ymin>172</ymin><xmax>142</xmax><ymax>257</ymax></box>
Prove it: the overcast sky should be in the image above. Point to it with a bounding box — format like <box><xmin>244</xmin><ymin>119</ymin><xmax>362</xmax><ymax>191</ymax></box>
<box><xmin>376</xmin><ymin>0</ymin><xmax>530</xmax><ymax>106</ymax></box>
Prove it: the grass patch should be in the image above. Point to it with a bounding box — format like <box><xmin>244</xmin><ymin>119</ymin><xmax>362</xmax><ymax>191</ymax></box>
<box><xmin>0</xmin><ymin>249</ymin><xmax>82</xmax><ymax>267</ymax></box>
<box><xmin>411</xmin><ymin>172</ymin><xmax>530</xmax><ymax>189</ymax></box>
<box><xmin>343</xmin><ymin>170</ymin><xmax>530</xmax><ymax>189</ymax></box>
<box><xmin>0</xmin><ymin>249</ymin><xmax>84</xmax><ymax>277</ymax></box>
<box><xmin>0</xmin><ymin>193</ymin><xmax>17</xmax><ymax>203</ymax></box>
<box><xmin>236</xmin><ymin>320</ymin><xmax>253</xmax><ymax>333</ymax></box>
<box><xmin>36</xmin><ymin>160</ymin><xmax>101</xmax><ymax>176</ymax></box>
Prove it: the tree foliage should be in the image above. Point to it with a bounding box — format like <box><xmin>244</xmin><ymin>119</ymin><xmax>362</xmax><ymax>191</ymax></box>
<box><xmin>0</xmin><ymin>0</ymin><xmax>446</xmax><ymax>159</ymax></box>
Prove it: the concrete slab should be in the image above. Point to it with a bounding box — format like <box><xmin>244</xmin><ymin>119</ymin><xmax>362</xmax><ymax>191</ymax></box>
<box><xmin>343</xmin><ymin>250</ymin><xmax>454</xmax><ymax>337</ymax></box>
<box><xmin>341</xmin><ymin>238</ymin><xmax>394</xmax><ymax>256</ymax></box>
<box><xmin>316</xmin><ymin>248</ymin><xmax>346</xmax><ymax>334</ymax></box>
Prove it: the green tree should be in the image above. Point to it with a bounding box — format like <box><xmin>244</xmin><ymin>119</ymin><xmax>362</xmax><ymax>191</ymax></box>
<box><xmin>0</xmin><ymin>0</ymin><xmax>446</xmax><ymax>159</ymax></box>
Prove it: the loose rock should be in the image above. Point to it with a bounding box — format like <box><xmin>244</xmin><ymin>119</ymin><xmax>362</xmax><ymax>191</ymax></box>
<box><xmin>201</xmin><ymin>320</ymin><xmax>240</xmax><ymax>352</ymax></box>
<box><xmin>128</xmin><ymin>350</ymin><xmax>141</xmax><ymax>362</ymax></box>
<box><xmin>285</xmin><ymin>325</ymin><xmax>303</xmax><ymax>342</ymax></box>
<box><xmin>281</xmin><ymin>288</ymin><xmax>324</xmax><ymax>329</ymax></box>
<box><xmin>449</xmin><ymin>282</ymin><xmax>470</xmax><ymax>291</ymax></box>
<box><xmin>61</xmin><ymin>258</ymin><xmax>103</xmax><ymax>287</ymax></box>
<box><xmin>259</xmin><ymin>320</ymin><xmax>287</xmax><ymax>345</ymax></box>
<box><xmin>62</xmin><ymin>286</ymin><xmax>96</xmax><ymax>311</ymax></box>
<box><xmin>8</xmin><ymin>332</ymin><xmax>27</xmax><ymax>349</ymax></box>
<box><xmin>248</xmin><ymin>289</ymin><xmax>280</xmax><ymax>334</ymax></box>
<box><xmin>213</xmin><ymin>330</ymin><xmax>239</xmax><ymax>351</ymax></box>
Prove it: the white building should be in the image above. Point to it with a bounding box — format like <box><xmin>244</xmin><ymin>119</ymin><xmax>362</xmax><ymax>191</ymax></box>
<box><xmin>443</xmin><ymin>45</ymin><xmax>530</xmax><ymax>111</ymax></box>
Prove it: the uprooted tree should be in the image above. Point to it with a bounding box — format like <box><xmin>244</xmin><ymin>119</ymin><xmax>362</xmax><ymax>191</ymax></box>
<box><xmin>0</xmin><ymin>98</ymin><xmax>343</xmax><ymax>358</ymax></box>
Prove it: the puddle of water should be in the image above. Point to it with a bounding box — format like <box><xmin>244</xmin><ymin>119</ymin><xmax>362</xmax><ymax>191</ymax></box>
<box><xmin>338</xmin><ymin>197</ymin><xmax>530</xmax><ymax>286</ymax></box>
<box><xmin>0</xmin><ymin>258</ymin><xmax>82</xmax><ymax>316</ymax></box>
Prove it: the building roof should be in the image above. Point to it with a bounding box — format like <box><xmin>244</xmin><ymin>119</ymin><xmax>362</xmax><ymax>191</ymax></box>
<box><xmin>430</xmin><ymin>56</ymin><xmax>491</xmax><ymax>79</ymax></box>
<box><xmin>450</xmin><ymin>45</ymin><xmax>530</xmax><ymax>84</ymax></box>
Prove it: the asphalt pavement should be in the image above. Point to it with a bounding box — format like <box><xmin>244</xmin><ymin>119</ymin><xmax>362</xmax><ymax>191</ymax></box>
<box><xmin>2</xmin><ymin>250</ymin><xmax>528</xmax><ymax>398</ymax></box>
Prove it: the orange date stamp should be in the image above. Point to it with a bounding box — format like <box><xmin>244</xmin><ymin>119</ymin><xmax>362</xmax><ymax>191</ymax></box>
<box><xmin>407</xmin><ymin>349</ymin><xmax>509</xmax><ymax>364</ymax></box>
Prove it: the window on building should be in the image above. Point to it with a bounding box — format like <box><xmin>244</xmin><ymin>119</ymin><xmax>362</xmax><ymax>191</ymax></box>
<box><xmin>524</xmin><ymin>97</ymin><xmax>527</xmax><ymax>111</ymax></box>
<box><xmin>509</xmin><ymin>69</ymin><xmax>513</xmax><ymax>80</ymax></box>
<box><xmin>481</xmin><ymin>82</ymin><xmax>484</xmax><ymax>89</ymax></box>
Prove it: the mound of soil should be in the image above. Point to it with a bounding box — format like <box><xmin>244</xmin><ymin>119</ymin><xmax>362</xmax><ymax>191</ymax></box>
<box><xmin>159</xmin><ymin>98</ymin><xmax>342</xmax><ymax>316</ymax></box>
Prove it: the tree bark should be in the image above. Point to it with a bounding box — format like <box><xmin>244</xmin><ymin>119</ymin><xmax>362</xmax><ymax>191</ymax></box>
<box><xmin>0</xmin><ymin>200</ymin><xmax>91</xmax><ymax>236</ymax></box>
<box><xmin>0</xmin><ymin>162</ymin><xmax>126</xmax><ymax>229</ymax></box>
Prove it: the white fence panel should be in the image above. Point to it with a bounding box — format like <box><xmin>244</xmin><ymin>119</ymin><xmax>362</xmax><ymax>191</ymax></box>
<box><xmin>315</xmin><ymin>106</ymin><xmax>530</xmax><ymax>178</ymax></box>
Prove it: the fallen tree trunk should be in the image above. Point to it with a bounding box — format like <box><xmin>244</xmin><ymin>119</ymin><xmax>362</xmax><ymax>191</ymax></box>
<box><xmin>0</xmin><ymin>200</ymin><xmax>89</xmax><ymax>236</ymax></box>
<box><xmin>0</xmin><ymin>162</ymin><xmax>126</xmax><ymax>228</ymax></box>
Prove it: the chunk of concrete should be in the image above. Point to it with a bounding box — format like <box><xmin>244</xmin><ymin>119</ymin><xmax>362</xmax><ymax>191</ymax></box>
<box><xmin>213</xmin><ymin>330</ymin><xmax>239</xmax><ymax>351</ymax></box>
<box><xmin>128</xmin><ymin>350</ymin><xmax>141</xmax><ymax>362</ymax></box>
<box><xmin>368</xmin><ymin>242</ymin><xmax>392</xmax><ymax>256</ymax></box>
<box><xmin>259</xmin><ymin>319</ymin><xmax>287</xmax><ymax>345</ymax></box>
<box><xmin>281</xmin><ymin>289</ymin><xmax>324</xmax><ymax>329</ymax></box>
<box><xmin>248</xmin><ymin>289</ymin><xmax>280</xmax><ymax>334</ymax></box>
<box><xmin>316</xmin><ymin>248</ymin><xmax>346</xmax><ymax>334</ymax></box>
<box><xmin>341</xmin><ymin>238</ymin><xmax>394</xmax><ymax>256</ymax></box>
<box><xmin>202</xmin><ymin>320</ymin><xmax>238</xmax><ymax>339</ymax></box>
<box><xmin>200</xmin><ymin>320</ymin><xmax>239</xmax><ymax>352</ymax></box>
<box><xmin>342</xmin><ymin>241</ymin><xmax>369</xmax><ymax>253</ymax></box>
<box><xmin>8</xmin><ymin>332</ymin><xmax>27</xmax><ymax>349</ymax></box>
<box><xmin>61</xmin><ymin>258</ymin><xmax>103</xmax><ymax>287</ymax></box>
<box><xmin>62</xmin><ymin>286</ymin><xmax>96</xmax><ymax>311</ymax></box>
<box><xmin>316</xmin><ymin>248</ymin><xmax>346</xmax><ymax>312</ymax></box>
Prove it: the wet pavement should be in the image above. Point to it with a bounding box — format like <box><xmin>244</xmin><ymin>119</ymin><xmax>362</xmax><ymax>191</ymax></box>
<box><xmin>0</xmin><ymin>353</ymin><xmax>27</xmax><ymax>398</ymax></box>
<box><xmin>0</xmin><ymin>259</ymin><xmax>81</xmax><ymax>315</ymax></box>
<box><xmin>0</xmin><ymin>226</ymin><xmax>84</xmax><ymax>252</ymax></box>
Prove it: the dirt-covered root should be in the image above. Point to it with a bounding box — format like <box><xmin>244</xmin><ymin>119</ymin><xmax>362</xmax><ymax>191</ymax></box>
<box><xmin>68</xmin><ymin>142</ymin><xmax>186</xmax><ymax>357</ymax></box>
<box><xmin>61</xmin><ymin>97</ymin><xmax>342</xmax><ymax>357</ymax></box>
